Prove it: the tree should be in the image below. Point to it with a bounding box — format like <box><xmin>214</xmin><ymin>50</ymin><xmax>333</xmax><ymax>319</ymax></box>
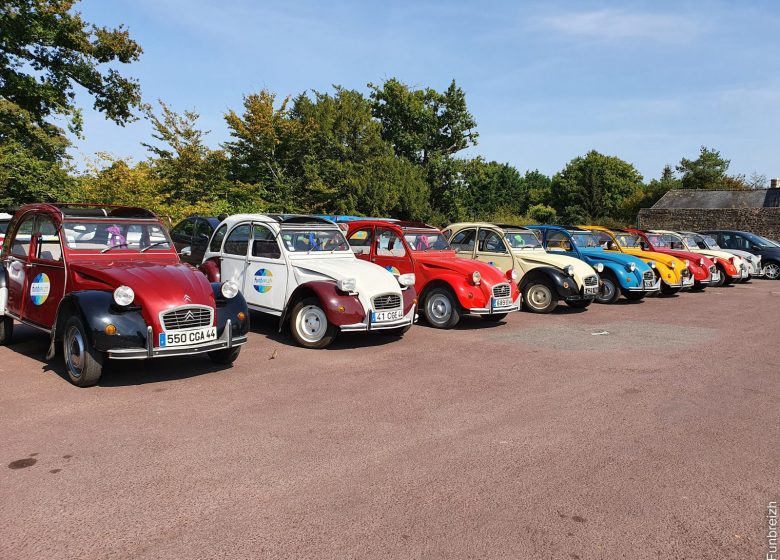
<box><xmin>676</xmin><ymin>146</ymin><xmax>730</xmax><ymax>190</ymax></box>
<box><xmin>528</xmin><ymin>204</ymin><xmax>557</xmax><ymax>224</ymax></box>
<box><xmin>0</xmin><ymin>0</ymin><xmax>142</xmax><ymax>165</ymax></box>
<box><xmin>618</xmin><ymin>164</ymin><xmax>681</xmax><ymax>224</ymax></box>
<box><xmin>550</xmin><ymin>150</ymin><xmax>644</xmax><ymax>223</ymax></box>
<box><xmin>520</xmin><ymin>170</ymin><xmax>552</xmax><ymax>212</ymax></box>
<box><xmin>460</xmin><ymin>158</ymin><xmax>525</xmax><ymax>219</ymax></box>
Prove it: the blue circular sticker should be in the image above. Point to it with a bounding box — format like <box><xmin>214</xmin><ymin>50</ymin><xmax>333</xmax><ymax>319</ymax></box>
<box><xmin>253</xmin><ymin>269</ymin><xmax>273</xmax><ymax>293</ymax></box>
<box><xmin>30</xmin><ymin>273</ymin><xmax>51</xmax><ymax>305</ymax></box>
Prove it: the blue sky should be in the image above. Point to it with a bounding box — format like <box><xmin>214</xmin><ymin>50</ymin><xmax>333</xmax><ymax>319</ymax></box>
<box><xmin>74</xmin><ymin>0</ymin><xmax>780</xmax><ymax>182</ymax></box>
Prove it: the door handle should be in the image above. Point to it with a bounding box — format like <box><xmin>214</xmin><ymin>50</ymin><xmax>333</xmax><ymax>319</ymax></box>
<box><xmin>25</xmin><ymin>262</ymin><xmax>34</xmax><ymax>268</ymax></box>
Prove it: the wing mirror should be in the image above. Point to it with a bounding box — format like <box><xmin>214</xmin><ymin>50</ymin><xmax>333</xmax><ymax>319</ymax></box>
<box><xmin>179</xmin><ymin>247</ymin><xmax>192</xmax><ymax>257</ymax></box>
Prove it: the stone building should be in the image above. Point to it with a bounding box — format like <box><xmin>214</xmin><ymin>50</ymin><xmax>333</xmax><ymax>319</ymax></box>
<box><xmin>638</xmin><ymin>185</ymin><xmax>780</xmax><ymax>239</ymax></box>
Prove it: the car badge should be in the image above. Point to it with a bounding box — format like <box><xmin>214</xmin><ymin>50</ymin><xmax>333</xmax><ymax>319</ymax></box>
<box><xmin>184</xmin><ymin>311</ymin><xmax>195</xmax><ymax>321</ymax></box>
<box><xmin>184</xmin><ymin>294</ymin><xmax>192</xmax><ymax>302</ymax></box>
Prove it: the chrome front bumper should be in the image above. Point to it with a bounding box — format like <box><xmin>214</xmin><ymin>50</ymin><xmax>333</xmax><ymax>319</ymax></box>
<box><xmin>468</xmin><ymin>296</ymin><xmax>521</xmax><ymax>315</ymax></box>
<box><xmin>108</xmin><ymin>320</ymin><xmax>246</xmax><ymax>360</ymax></box>
<box><xmin>340</xmin><ymin>305</ymin><xmax>416</xmax><ymax>332</ymax></box>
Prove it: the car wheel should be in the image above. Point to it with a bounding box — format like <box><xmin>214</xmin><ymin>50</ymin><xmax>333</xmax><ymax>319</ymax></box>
<box><xmin>764</xmin><ymin>260</ymin><xmax>780</xmax><ymax>280</ymax></box>
<box><xmin>690</xmin><ymin>282</ymin><xmax>706</xmax><ymax>291</ymax></box>
<box><xmin>713</xmin><ymin>265</ymin><xmax>727</xmax><ymax>287</ymax></box>
<box><xmin>290</xmin><ymin>297</ymin><xmax>337</xmax><ymax>349</ymax></box>
<box><xmin>0</xmin><ymin>316</ymin><xmax>13</xmax><ymax>345</ymax></box>
<box><xmin>481</xmin><ymin>313</ymin><xmax>507</xmax><ymax>322</ymax></box>
<box><xmin>622</xmin><ymin>290</ymin><xmax>645</xmax><ymax>301</ymax></box>
<box><xmin>595</xmin><ymin>272</ymin><xmax>621</xmax><ymax>304</ymax></box>
<box><xmin>522</xmin><ymin>282</ymin><xmax>557</xmax><ymax>313</ymax></box>
<box><xmin>208</xmin><ymin>346</ymin><xmax>241</xmax><ymax>364</ymax></box>
<box><xmin>62</xmin><ymin>316</ymin><xmax>103</xmax><ymax>387</ymax></box>
<box><xmin>423</xmin><ymin>287</ymin><xmax>460</xmax><ymax>328</ymax></box>
<box><xmin>661</xmin><ymin>282</ymin><xmax>681</xmax><ymax>295</ymax></box>
<box><xmin>565</xmin><ymin>300</ymin><xmax>591</xmax><ymax>309</ymax></box>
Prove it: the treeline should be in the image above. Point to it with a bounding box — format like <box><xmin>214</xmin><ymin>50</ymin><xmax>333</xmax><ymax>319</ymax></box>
<box><xmin>0</xmin><ymin>1</ymin><xmax>768</xmax><ymax>226</ymax></box>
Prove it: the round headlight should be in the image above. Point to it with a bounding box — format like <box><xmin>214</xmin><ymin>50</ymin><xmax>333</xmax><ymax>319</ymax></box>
<box><xmin>472</xmin><ymin>271</ymin><xmax>481</xmax><ymax>285</ymax></box>
<box><xmin>648</xmin><ymin>261</ymin><xmax>656</xmax><ymax>269</ymax></box>
<box><xmin>564</xmin><ymin>265</ymin><xmax>575</xmax><ymax>276</ymax></box>
<box><xmin>699</xmin><ymin>258</ymin><xmax>704</xmax><ymax>266</ymax></box>
<box><xmin>684</xmin><ymin>260</ymin><xmax>690</xmax><ymax>267</ymax></box>
<box><xmin>595</xmin><ymin>263</ymin><xmax>604</xmax><ymax>273</ymax></box>
<box><xmin>670</xmin><ymin>261</ymin><xmax>676</xmax><ymax>269</ymax></box>
<box><xmin>113</xmin><ymin>285</ymin><xmax>135</xmax><ymax>306</ymax></box>
<box><xmin>627</xmin><ymin>262</ymin><xmax>636</xmax><ymax>272</ymax></box>
<box><xmin>506</xmin><ymin>269</ymin><xmax>518</xmax><ymax>281</ymax></box>
<box><xmin>397</xmin><ymin>273</ymin><xmax>416</xmax><ymax>287</ymax></box>
<box><xmin>221</xmin><ymin>280</ymin><xmax>240</xmax><ymax>299</ymax></box>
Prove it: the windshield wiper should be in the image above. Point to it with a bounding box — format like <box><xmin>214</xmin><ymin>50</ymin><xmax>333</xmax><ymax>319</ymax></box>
<box><xmin>100</xmin><ymin>244</ymin><xmax>127</xmax><ymax>254</ymax></box>
<box><xmin>140</xmin><ymin>242</ymin><xmax>168</xmax><ymax>252</ymax></box>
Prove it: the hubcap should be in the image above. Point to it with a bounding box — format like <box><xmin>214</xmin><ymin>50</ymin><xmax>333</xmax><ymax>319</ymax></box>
<box><xmin>427</xmin><ymin>294</ymin><xmax>452</xmax><ymax>323</ymax></box>
<box><xmin>598</xmin><ymin>279</ymin><xmax>616</xmax><ymax>302</ymax></box>
<box><xmin>528</xmin><ymin>285</ymin><xmax>552</xmax><ymax>309</ymax></box>
<box><xmin>65</xmin><ymin>326</ymin><xmax>85</xmax><ymax>378</ymax></box>
<box><xmin>296</xmin><ymin>305</ymin><xmax>328</xmax><ymax>343</ymax></box>
<box><xmin>765</xmin><ymin>263</ymin><xmax>780</xmax><ymax>280</ymax></box>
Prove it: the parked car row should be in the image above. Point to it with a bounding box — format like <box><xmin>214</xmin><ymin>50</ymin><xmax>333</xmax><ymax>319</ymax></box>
<box><xmin>1</xmin><ymin>203</ymin><xmax>777</xmax><ymax>387</ymax></box>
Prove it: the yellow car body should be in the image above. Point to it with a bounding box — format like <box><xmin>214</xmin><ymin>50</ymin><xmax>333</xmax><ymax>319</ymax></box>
<box><xmin>580</xmin><ymin>225</ymin><xmax>694</xmax><ymax>290</ymax></box>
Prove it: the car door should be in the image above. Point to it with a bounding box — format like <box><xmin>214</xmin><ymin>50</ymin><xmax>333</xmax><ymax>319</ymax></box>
<box><xmin>23</xmin><ymin>215</ymin><xmax>65</xmax><ymax>329</ymax></box>
<box><xmin>475</xmin><ymin>228</ymin><xmax>514</xmax><ymax>273</ymax></box>
<box><xmin>190</xmin><ymin>219</ymin><xmax>214</xmax><ymax>265</ymax></box>
<box><xmin>3</xmin><ymin>214</ymin><xmax>35</xmax><ymax>318</ymax></box>
<box><xmin>170</xmin><ymin>218</ymin><xmax>195</xmax><ymax>257</ymax></box>
<box><xmin>372</xmin><ymin>227</ymin><xmax>413</xmax><ymax>276</ymax></box>
<box><xmin>347</xmin><ymin>226</ymin><xmax>375</xmax><ymax>263</ymax></box>
<box><xmin>243</xmin><ymin>222</ymin><xmax>288</xmax><ymax>313</ymax></box>
<box><xmin>449</xmin><ymin>228</ymin><xmax>477</xmax><ymax>259</ymax></box>
<box><xmin>220</xmin><ymin>222</ymin><xmax>251</xmax><ymax>291</ymax></box>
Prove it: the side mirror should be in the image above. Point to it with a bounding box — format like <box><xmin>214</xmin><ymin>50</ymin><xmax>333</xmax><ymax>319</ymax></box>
<box><xmin>607</xmin><ymin>241</ymin><xmax>617</xmax><ymax>250</ymax></box>
<box><xmin>198</xmin><ymin>232</ymin><xmax>210</xmax><ymax>240</ymax></box>
<box><xmin>180</xmin><ymin>247</ymin><xmax>192</xmax><ymax>257</ymax></box>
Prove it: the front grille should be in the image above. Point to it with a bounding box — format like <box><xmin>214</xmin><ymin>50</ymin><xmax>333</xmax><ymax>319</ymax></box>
<box><xmin>643</xmin><ymin>270</ymin><xmax>654</xmax><ymax>281</ymax></box>
<box><xmin>492</xmin><ymin>283</ymin><xmax>511</xmax><ymax>298</ymax></box>
<box><xmin>681</xmin><ymin>268</ymin><xmax>691</xmax><ymax>278</ymax></box>
<box><xmin>160</xmin><ymin>305</ymin><xmax>214</xmax><ymax>331</ymax></box>
<box><xmin>372</xmin><ymin>294</ymin><xmax>401</xmax><ymax>310</ymax></box>
<box><xmin>709</xmin><ymin>265</ymin><xmax>717</xmax><ymax>274</ymax></box>
<box><xmin>584</xmin><ymin>275</ymin><xmax>598</xmax><ymax>287</ymax></box>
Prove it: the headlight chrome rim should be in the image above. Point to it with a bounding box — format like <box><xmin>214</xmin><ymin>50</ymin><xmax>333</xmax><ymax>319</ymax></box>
<box><xmin>221</xmin><ymin>280</ymin><xmax>240</xmax><ymax>299</ymax></box>
<box><xmin>113</xmin><ymin>285</ymin><xmax>135</xmax><ymax>306</ymax></box>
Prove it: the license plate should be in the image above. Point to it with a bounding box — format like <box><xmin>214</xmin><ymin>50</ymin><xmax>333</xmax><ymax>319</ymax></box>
<box><xmin>711</xmin><ymin>272</ymin><xmax>720</xmax><ymax>282</ymax></box>
<box><xmin>683</xmin><ymin>276</ymin><xmax>694</xmax><ymax>285</ymax></box>
<box><xmin>643</xmin><ymin>279</ymin><xmax>655</xmax><ymax>289</ymax></box>
<box><xmin>492</xmin><ymin>297</ymin><xmax>512</xmax><ymax>309</ymax></box>
<box><xmin>159</xmin><ymin>326</ymin><xmax>217</xmax><ymax>348</ymax></box>
<box><xmin>371</xmin><ymin>309</ymin><xmax>403</xmax><ymax>323</ymax></box>
<box><xmin>584</xmin><ymin>286</ymin><xmax>599</xmax><ymax>295</ymax></box>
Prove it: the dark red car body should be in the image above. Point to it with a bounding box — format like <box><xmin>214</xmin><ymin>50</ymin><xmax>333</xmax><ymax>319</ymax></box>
<box><xmin>628</xmin><ymin>229</ymin><xmax>716</xmax><ymax>286</ymax></box>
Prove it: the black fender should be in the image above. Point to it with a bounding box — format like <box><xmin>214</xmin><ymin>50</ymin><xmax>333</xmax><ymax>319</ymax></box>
<box><xmin>210</xmin><ymin>283</ymin><xmax>250</xmax><ymax>338</ymax></box>
<box><xmin>49</xmin><ymin>291</ymin><xmax>150</xmax><ymax>357</ymax></box>
<box><xmin>518</xmin><ymin>266</ymin><xmax>580</xmax><ymax>299</ymax></box>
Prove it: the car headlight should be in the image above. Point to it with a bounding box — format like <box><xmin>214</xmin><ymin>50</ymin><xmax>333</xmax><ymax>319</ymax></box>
<box><xmin>506</xmin><ymin>269</ymin><xmax>518</xmax><ymax>281</ymax></box>
<box><xmin>472</xmin><ymin>271</ymin><xmax>481</xmax><ymax>285</ymax></box>
<box><xmin>337</xmin><ymin>278</ymin><xmax>357</xmax><ymax>292</ymax></box>
<box><xmin>113</xmin><ymin>285</ymin><xmax>135</xmax><ymax>306</ymax></box>
<box><xmin>699</xmin><ymin>258</ymin><xmax>704</xmax><ymax>266</ymax></box>
<box><xmin>626</xmin><ymin>262</ymin><xmax>636</xmax><ymax>272</ymax></box>
<box><xmin>397</xmin><ymin>273</ymin><xmax>416</xmax><ymax>287</ymax></box>
<box><xmin>648</xmin><ymin>261</ymin><xmax>656</xmax><ymax>269</ymax></box>
<box><xmin>684</xmin><ymin>260</ymin><xmax>690</xmax><ymax>267</ymax></box>
<box><xmin>221</xmin><ymin>280</ymin><xmax>240</xmax><ymax>299</ymax></box>
<box><xmin>595</xmin><ymin>263</ymin><xmax>604</xmax><ymax>273</ymax></box>
<box><xmin>670</xmin><ymin>261</ymin><xmax>676</xmax><ymax>269</ymax></box>
<box><xmin>564</xmin><ymin>265</ymin><xmax>575</xmax><ymax>276</ymax></box>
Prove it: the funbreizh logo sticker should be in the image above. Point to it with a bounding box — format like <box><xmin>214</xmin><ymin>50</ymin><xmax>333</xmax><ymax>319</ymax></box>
<box><xmin>253</xmin><ymin>269</ymin><xmax>273</xmax><ymax>293</ymax></box>
<box><xmin>30</xmin><ymin>273</ymin><xmax>51</xmax><ymax>305</ymax></box>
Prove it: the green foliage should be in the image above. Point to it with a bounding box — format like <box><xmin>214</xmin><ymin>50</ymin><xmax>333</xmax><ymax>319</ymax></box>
<box><xmin>461</xmin><ymin>158</ymin><xmax>525</xmax><ymax>219</ymax></box>
<box><xmin>528</xmin><ymin>204</ymin><xmax>557</xmax><ymax>224</ymax></box>
<box><xmin>550</xmin><ymin>150</ymin><xmax>644</xmax><ymax>223</ymax></box>
<box><xmin>0</xmin><ymin>139</ymin><xmax>74</xmax><ymax>206</ymax></box>
<box><xmin>676</xmin><ymin>146</ymin><xmax>731</xmax><ymax>190</ymax></box>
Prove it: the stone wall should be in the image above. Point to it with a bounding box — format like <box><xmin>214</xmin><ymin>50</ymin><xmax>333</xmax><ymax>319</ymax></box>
<box><xmin>637</xmin><ymin>208</ymin><xmax>780</xmax><ymax>240</ymax></box>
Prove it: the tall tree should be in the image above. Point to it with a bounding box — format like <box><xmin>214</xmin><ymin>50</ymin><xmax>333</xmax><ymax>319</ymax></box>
<box><xmin>550</xmin><ymin>150</ymin><xmax>644</xmax><ymax>223</ymax></box>
<box><xmin>676</xmin><ymin>146</ymin><xmax>730</xmax><ymax>190</ymax></box>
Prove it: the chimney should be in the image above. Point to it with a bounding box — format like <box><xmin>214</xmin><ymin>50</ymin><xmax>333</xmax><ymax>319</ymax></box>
<box><xmin>772</xmin><ymin>178</ymin><xmax>780</xmax><ymax>188</ymax></box>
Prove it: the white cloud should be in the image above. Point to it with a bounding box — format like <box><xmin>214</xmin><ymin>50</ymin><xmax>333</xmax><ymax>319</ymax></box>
<box><xmin>537</xmin><ymin>9</ymin><xmax>702</xmax><ymax>42</ymax></box>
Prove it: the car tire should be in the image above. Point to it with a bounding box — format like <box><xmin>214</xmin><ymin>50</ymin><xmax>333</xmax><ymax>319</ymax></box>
<box><xmin>208</xmin><ymin>346</ymin><xmax>241</xmax><ymax>364</ymax></box>
<box><xmin>595</xmin><ymin>272</ymin><xmax>621</xmax><ymax>304</ymax></box>
<box><xmin>713</xmin><ymin>265</ymin><xmax>727</xmax><ymax>287</ymax></box>
<box><xmin>481</xmin><ymin>313</ymin><xmax>508</xmax><ymax>322</ymax></box>
<box><xmin>62</xmin><ymin>316</ymin><xmax>104</xmax><ymax>387</ymax></box>
<box><xmin>764</xmin><ymin>260</ymin><xmax>780</xmax><ymax>280</ymax></box>
<box><xmin>0</xmin><ymin>316</ymin><xmax>13</xmax><ymax>345</ymax></box>
<box><xmin>622</xmin><ymin>290</ymin><xmax>645</xmax><ymax>301</ymax></box>
<box><xmin>423</xmin><ymin>287</ymin><xmax>460</xmax><ymax>328</ymax></box>
<box><xmin>565</xmin><ymin>300</ymin><xmax>591</xmax><ymax>309</ymax></box>
<box><xmin>522</xmin><ymin>282</ymin><xmax>557</xmax><ymax>313</ymax></box>
<box><xmin>690</xmin><ymin>283</ymin><xmax>706</xmax><ymax>291</ymax></box>
<box><xmin>661</xmin><ymin>282</ymin><xmax>681</xmax><ymax>295</ymax></box>
<box><xmin>290</xmin><ymin>297</ymin><xmax>337</xmax><ymax>349</ymax></box>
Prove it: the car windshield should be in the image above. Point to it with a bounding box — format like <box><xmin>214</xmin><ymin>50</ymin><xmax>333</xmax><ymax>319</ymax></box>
<box><xmin>570</xmin><ymin>232</ymin><xmax>600</xmax><ymax>248</ymax></box>
<box><xmin>744</xmin><ymin>232</ymin><xmax>777</xmax><ymax>247</ymax></box>
<box><xmin>648</xmin><ymin>233</ymin><xmax>683</xmax><ymax>249</ymax></box>
<box><xmin>280</xmin><ymin>227</ymin><xmax>351</xmax><ymax>252</ymax></box>
<box><xmin>403</xmin><ymin>231</ymin><xmax>451</xmax><ymax>251</ymax></box>
<box><xmin>614</xmin><ymin>233</ymin><xmax>642</xmax><ymax>247</ymax></box>
<box><xmin>701</xmin><ymin>236</ymin><xmax>721</xmax><ymax>249</ymax></box>
<box><xmin>683</xmin><ymin>235</ymin><xmax>702</xmax><ymax>249</ymax></box>
<box><xmin>62</xmin><ymin>220</ymin><xmax>171</xmax><ymax>251</ymax></box>
<box><xmin>505</xmin><ymin>231</ymin><xmax>542</xmax><ymax>249</ymax></box>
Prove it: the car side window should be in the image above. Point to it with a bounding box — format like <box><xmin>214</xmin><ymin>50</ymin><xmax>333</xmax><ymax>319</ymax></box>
<box><xmin>36</xmin><ymin>216</ymin><xmax>62</xmax><ymax>262</ymax></box>
<box><xmin>731</xmin><ymin>234</ymin><xmax>748</xmax><ymax>250</ymax></box>
<box><xmin>450</xmin><ymin>229</ymin><xmax>476</xmax><ymax>252</ymax></box>
<box><xmin>478</xmin><ymin>229</ymin><xmax>507</xmax><ymax>253</ymax></box>
<box><xmin>251</xmin><ymin>224</ymin><xmax>281</xmax><ymax>259</ymax></box>
<box><xmin>594</xmin><ymin>232</ymin><xmax>612</xmax><ymax>247</ymax></box>
<box><xmin>223</xmin><ymin>224</ymin><xmax>251</xmax><ymax>256</ymax></box>
<box><xmin>209</xmin><ymin>224</ymin><xmax>227</xmax><ymax>252</ymax></box>
<box><xmin>348</xmin><ymin>228</ymin><xmax>373</xmax><ymax>255</ymax></box>
<box><xmin>172</xmin><ymin>219</ymin><xmax>195</xmax><ymax>238</ymax></box>
<box><xmin>10</xmin><ymin>217</ymin><xmax>35</xmax><ymax>258</ymax></box>
<box><xmin>376</xmin><ymin>228</ymin><xmax>406</xmax><ymax>257</ymax></box>
<box><xmin>194</xmin><ymin>219</ymin><xmax>213</xmax><ymax>240</ymax></box>
<box><xmin>547</xmin><ymin>231</ymin><xmax>572</xmax><ymax>251</ymax></box>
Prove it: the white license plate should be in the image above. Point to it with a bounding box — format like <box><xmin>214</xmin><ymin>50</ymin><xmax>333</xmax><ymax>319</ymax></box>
<box><xmin>711</xmin><ymin>272</ymin><xmax>720</xmax><ymax>281</ymax></box>
<box><xmin>372</xmin><ymin>309</ymin><xmax>403</xmax><ymax>323</ymax></box>
<box><xmin>643</xmin><ymin>279</ymin><xmax>655</xmax><ymax>289</ymax></box>
<box><xmin>584</xmin><ymin>286</ymin><xmax>599</xmax><ymax>295</ymax></box>
<box><xmin>683</xmin><ymin>276</ymin><xmax>694</xmax><ymax>285</ymax></box>
<box><xmin>492</xmin><ymin>297</ymin><xmax>512</xmax><ymax>308</ymax></box>
<box><xmin>159</xmin><ymin>326</ymin><xmax>217</xmax><ymax>347</ymax></box>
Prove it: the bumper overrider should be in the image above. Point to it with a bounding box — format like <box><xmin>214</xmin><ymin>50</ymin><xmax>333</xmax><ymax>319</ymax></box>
<box><xmin>108</xmin><ymin>320</ymin><xmax>248</xmax><ymax>360</ymax></box>
<box><xmin>340</xmin><ymin>288</ymin><xmax>417</xmax><ymax>332</ymax></box>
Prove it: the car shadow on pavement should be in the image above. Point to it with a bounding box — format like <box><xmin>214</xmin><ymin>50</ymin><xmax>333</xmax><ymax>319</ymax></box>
<box><xmin>3</xmin><ymin>323</ymin><xmax>233</xmax><ymax>387</ymax></box>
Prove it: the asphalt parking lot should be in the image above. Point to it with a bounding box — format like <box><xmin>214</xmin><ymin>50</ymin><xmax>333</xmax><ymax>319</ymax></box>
<box><xmin>1</xmin><ymin>281</ymin><xmax>778</xmax><ymax>559</ymax></box>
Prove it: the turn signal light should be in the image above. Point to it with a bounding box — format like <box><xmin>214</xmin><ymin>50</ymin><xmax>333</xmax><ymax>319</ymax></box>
<box><xmin>237</xmin><ymin>311</ymin><xmax>247</xmax><ymax>322</ymax></box>
<box><xmin>104</xmin><ymin>324</ymin><xmax>117</xmax><ymax>335</ymax></box>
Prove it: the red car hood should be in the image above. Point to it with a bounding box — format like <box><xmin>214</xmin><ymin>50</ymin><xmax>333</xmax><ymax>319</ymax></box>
<box><xmin>69</xmin><ymin>260</ymin><xmax>216</xmax><ymax>312</ymax></box>
<box><xmin>413</xmin><ymin>251</ymin><xmax>509</xmax><ymax>286</ymax></box>
<box><xmin>650</xmin><ymin>248</ymin><xmax>714</xmax><ymax>267</ymax></box>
